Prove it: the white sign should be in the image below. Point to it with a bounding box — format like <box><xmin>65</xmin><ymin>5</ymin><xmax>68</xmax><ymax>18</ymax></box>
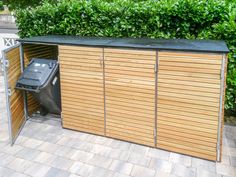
<box><xmin>0</xmin><ymin>33</ymin><xmax>19</xmax><ymax>59</ymax></box>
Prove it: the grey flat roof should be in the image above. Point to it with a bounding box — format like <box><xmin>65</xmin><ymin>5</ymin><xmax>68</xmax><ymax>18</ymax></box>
<box><xmin>18</xmin><ymin>35</ymin><xmax>229</xmax><ymax>53</ymax></box>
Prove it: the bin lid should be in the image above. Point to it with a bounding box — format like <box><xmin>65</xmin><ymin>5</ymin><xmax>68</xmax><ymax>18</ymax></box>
<box><xmin>17</xmin><ymin>58</ymin><xmax>58</xmax><ymax>88</ymax></box>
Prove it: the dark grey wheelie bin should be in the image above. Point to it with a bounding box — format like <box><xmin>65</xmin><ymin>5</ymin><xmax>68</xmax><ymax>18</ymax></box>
<box><xmin>16</xmin><ymin>58</ymin><xmax>61</xmax><ymax>115</ymax></box>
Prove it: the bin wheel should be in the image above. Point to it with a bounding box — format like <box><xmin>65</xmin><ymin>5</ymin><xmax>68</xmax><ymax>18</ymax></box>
<box><xmin>39</xmin><ymin>106</ymin><xmax>48</xmax><ymax>116</ymax></box>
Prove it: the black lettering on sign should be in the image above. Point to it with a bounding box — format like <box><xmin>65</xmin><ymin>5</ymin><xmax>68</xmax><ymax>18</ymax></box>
<box><xmin>3</xmin><ymin>38</ymin><xmax>18</xmax><ymax>46</ymax></box>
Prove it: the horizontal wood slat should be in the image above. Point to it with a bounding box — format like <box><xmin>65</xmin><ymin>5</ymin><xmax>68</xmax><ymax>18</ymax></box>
<box><xmin>23</xmin><ymin>44</ymin><xmax>57</xmax><ymax>115</ymax></box>
<box><xmin>59</xmin><ymin>45</ymin><xmax>104</xmax><ymax>135</ymax></box>
<box><xmin>105</xmin><ymin>48</ymin><xmax>155</xmax><ymax>147</ymax></box>
<box><xmin>157</xmin><ymin>51</ymin><xmax>222</xmax><ymax>161</ymax></box>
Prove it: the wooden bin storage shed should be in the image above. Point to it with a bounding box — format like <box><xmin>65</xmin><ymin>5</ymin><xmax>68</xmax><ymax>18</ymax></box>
<box><xmin>2</xmin><ymin>35</ymin><xmax>228</xmax><ymax>161</ymax></box>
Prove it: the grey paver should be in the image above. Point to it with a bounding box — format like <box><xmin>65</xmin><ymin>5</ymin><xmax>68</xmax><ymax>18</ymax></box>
<box><xmin>128</xmin><ymin>152</ymin><xmax>151</xmax><ymax>167</ymax></box>
<box><xmin>33</xmin><ymin>152</ymin><xmax>56</xmax><ymax>164</ymax></box>
<box><xmin>196</xmin><ymin>168</ymin><xmax>218</xmax><ymax>177</ymax></box>
<box><xmin>149</xmin><ymin>158</ymin><xmax>172</xmax><ymax>173</ymax></box>
<box><xmin>15</xmin><ymin>147</ymin><xmax>41</xmax><ymax>161</ymax></box>
<box><xmin>169</xmin><ymin>152</ymin><xmax>192</xmax><ymax>167</ymax></box>
<box><xmin>130</xmin><ymin>144</ymin><xmax>149</xmax><ymax>155</ymax></box>
<box><xmin>22</xmin><ymin>138</ymin><xmax>43</xmax><ymax>149</ymax></box>
<box><xmin>9</xmin><ymin>172</ymin><xmax>29</xmax><ymax>177</ymax></box>
<box><xmin>131</xmin><ymin>165</ymin><xmax>156</xmax><ymax>177</ymax></box>
<box><xmin>6</xmin><ymin>158</ymin><xmax>32</xmax><ymax>173</ymax></box>
<box><xmin>113</xmin><ymin>172</ymin><xmax>132</xmax><ymax>177</ymax></box>
<box><xmin>38</xmin><ymin>142</ymin><xmax>61</xmax><ymax>153</ymax></box>
<box><xmin>69</xmin><ymin>162</ymin><xmax>93</xmax><ymax>176</ymax></box>
<box><xmin>43</xmin><ymin>167</ymin><xmax>70</xmax><ymax>177</ymax></box>
<box><xmin>109</xmin><ymin>159</ymin><xmax>133</xmax><ymax>175</ymax></box>
<box><xmin>0</xmin><ymin>166</ymin><xmax>15</xmax><ymax>177</ymax></box>
<box><xmin>230</xmin><ymin>156</ymin><xmax>236</xmax><ymax>167</ymax></box>
<box><xmin>171</xmin><ymin>164</ymin><xmax>196</xmax><ymax>177</ymax></box>
<box><xmin>216</xmin><ymin>163</ymin><xmax>236</xmax><ymax>177</ymax></box>
<box><xmin>70</xmin><ymin>150</ymin><xmax>94</xmax><ymax>163</ymax></box>
<box><xmin>147</xmin><ymin>148</ymin><xmax>170</xmax><ymax>160</ymax></box>
<box><xmin>88</xmin><ymin>154</ymin><xmax>113</xmax><ymax>168</ymax></box>
<box><xmin>49</xmin><ymin>156</ymin><xmax>74</xmax><ymax>170</ymax></box>
<box><xmin>54</xmin><ymin>145</ymin><xmax>77</xmax><ymax>159</ymax></box>
<box><xmin>0</xmin><ymin>153</ymin><xmax>15</xmax><ymax>167</ymax></box>
<box><xmin>192</xmin><ymin>158</ymin><xmax>216</xmax><ymax>173</ymax></box>
<box><xmin>24</xmin><ymin>162</ymin><xmax>51</xmax><ymax>177</ymax></box>
<box><xmin>88</xmin><ymin>166</ymin><xmax>114</xmax><ymax>177</ymax></box>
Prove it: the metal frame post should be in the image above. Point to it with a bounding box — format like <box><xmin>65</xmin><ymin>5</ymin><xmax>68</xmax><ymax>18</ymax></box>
<box><xmin>19</xmin><ymin>44</ymin><xmax>29</xmax><ymax>120</ymax></box>
<box><xmin>2</xmin><ymin>50</ymin><xmax>13</xmax><ymax>144</ymax></box>
<box><xmin>154</xmin><ymin>51</ymin><xmax>158</xmax><ymax>146</ymax></box>
<box><xmin>217</xmin><ymin>54</ymin><xmax>226</xmax><ymax>161</ymax></box>
<box><xmin>102</xmin><ymin>48</ymin><xmax>106</xmax><ymax>135</ymax></box>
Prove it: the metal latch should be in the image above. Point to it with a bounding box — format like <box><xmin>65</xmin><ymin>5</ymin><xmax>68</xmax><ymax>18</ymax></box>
<box><xmin>7</xmin><ymin>88</ymin><xmax>12</xmax><ymax>96</ymax></box>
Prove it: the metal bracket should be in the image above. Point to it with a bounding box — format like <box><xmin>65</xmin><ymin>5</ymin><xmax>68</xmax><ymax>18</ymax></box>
<box><xmin>153</xmin><ymin>128</ymin><xmax>157</xmax><ymax>138</ymax></box>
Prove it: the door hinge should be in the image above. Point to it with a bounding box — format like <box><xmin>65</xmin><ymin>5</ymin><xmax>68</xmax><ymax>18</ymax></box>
<box><xmin>154</xmin><ymin>63</ymin><xmax>157</xmax><ymax>73</ymax></box>
<box><xmin>4</xmin><ymin>60</ymin><xmax>9</xmax><ymax>68</ymax></box>
<box><xmin>154</xmin><ymin>128</ymin><xmax>157</xmax><ymax>138</ymax></box>
<box><xmin>7</xmin><ymin>88</ymin><xmax>12</xmax><ymax>96</ymax></box>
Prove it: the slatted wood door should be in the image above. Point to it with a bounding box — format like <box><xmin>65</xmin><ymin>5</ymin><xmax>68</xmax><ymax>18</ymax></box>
<box><xmin>23</xmin><ymin>44</ymin><xmax>58</xmax><ymax>116</ymax></box>
<box><xmin>3</xmin><ymin>44</ymin><xmax>25</xmax><ymax>144</ymax></box>
<box><xmin>59</xmin><ymin>45</ymin><xmax>104</xmax><ymax>135</ymax></box>
<box><xmin>105</xmin><ymin>48</ymin><xmax>156</xmax><ymax>147</ymax></box>
<box><xmin>156</xmin><ymin>51</ymin><xmax>223</xmax><ymax>160</ymax></box>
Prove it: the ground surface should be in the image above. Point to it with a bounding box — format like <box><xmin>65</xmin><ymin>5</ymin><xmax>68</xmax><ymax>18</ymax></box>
<box><xmin>0</xmin><ymin>71</ymin><xmax>236</xmax><ymax>177</ymax></box>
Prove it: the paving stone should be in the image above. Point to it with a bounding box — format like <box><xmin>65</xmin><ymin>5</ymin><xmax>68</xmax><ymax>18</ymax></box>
<box><xmin>43</xmin><ymin>167</ymin><xmax>70</xmax><ymax>177</ymax></box>
<box><xmin>88</xmin><ymin>166</ymin><xmax>114</xmax><ymax>177</ymax></box>
<box><xmin>169</xmin><ymin>152</ymin><xmax>192</xmax><ymax>167</ymax></box>
<box><xmin>38</xmin><ymin>142</ymin><xmax>61</xmax><ymax>153</ymax></box>
<box><xmin>196</xmin><ymin>168</ymin><xmax>218</xmax><ymax>177</ymax></box>
<box><xmin>49</xmin><ymin>156</ymin><xmax>74</xmax><ymax>170</ymax></box>
<box><xmin>130</xmin><ymin>144</ymin><xmax>149</xmax><ymax>155</ymax></box>
<box><xmin>1</xmin><ymin>144</ymin><xmax>23</xmax><ymax>155</ymax></box>
<box><xmin>0</xmin><ymin>153</ymin><xmax>15</xmax><ymax>167</ymax></box>
<box><xmin>171</xmin><ymin>163</ymin><xmax>196</xmax><ymax>177</ymax></box>
<box><xmin>192</xmin><ymin>158</ymin><xmax>216</xmax><ymax>173</ymax></box>
<box><xmin>155</xmin><ymin>171</ymin><xmax>172</xmax><ymax>177</ymax></box>
<box><xmin>216</xmin><ymin>163</ymin><xmax>236</xmax><ymax>177</ymax></box>
<box><xmin>34</xmin><ymin>152</ymin><xmax>56</xmax><ymax>164</ymax></box>
<box><xmin>128</xmin><ymin>152</ymin><xmax>151</xmax><ymax>167</ymax></box>
<box><xmin>109</xmin><ymin>159</ymin><xmax>133</xmax><ymax>175</ymax></box>
<box><xmin>24</xmin><ymin>162</ymin><xmax>51</xmax><ymax>177</ymax></box>
<box><xmin>70</xmin><ymin>150</ymin><xmax>94</xmax><ymax>163</ymax></box>
<box><xmin>9</xmin><ymin>172</ymin><xmax>29</xmax><ymax>177</ymax></box>
<box><xmin>113</xmin><ymin>172</ymin><xmax>132</xmax><ymax>177</ymax></box>
<box><xmin>56</xmin><ymin>137</ymin><xmax>76</xmax><ymax>147</ymax></box>
<box><xmin>230</xmin><ymin>156</ymin><xmax>236</xmax><ymax>167</ymax></box>
<box><xmin>72</xmin><ymin>141</ymin><xmax>94</xmax><ymax>152</ymax></box>
<box><xmin>69</xmin><ymin>174</ymin><xmax>83</xmax><ymax>177</ymax></box>
<box><xmin>15</xmin><ymin>147</ymin><xmax>41</xmax><ymax>161</ymax></box>
<box><xmin>69</xmin><ymin>162</ymin><xmax>93</xmax><ymax>176</ymax></box>
<box><xmin>0</xmin><ymin>166</ymin><xmax>15</xmax><ymax>177</ymax></box>
<box><xmin>54</xmin><ymin>145</ymin><xmax>77</xmax><ymax>159</ymax></box>
<box><xmin>88</xmin><ymin>154</ymin><xmax>113</xmax><ymax>168</ymax></box>
<box><xmin>149</xmin><ymin>158</ymin><xmax>172</xmax><ymax>173</ymax></box>
<box><xmin>90</xmin><ymin>144</ymin><xmax>110</xmax><ymax>154</ymax></box>
<box><xmin>22</xmin><ymin>138</ymin><xmax>43</xmax><ymax>149</ymax></box>
<box><xmin>147</xmin><ymin>148</ymin><xmax>170</xmax><ymax>160</ymax></box>
<box><xmin>14</xmin><ymin>136</ymin><xmax>29</xmax><ymax>145</ymax></box>
<box><xmin>94</xmin><ymin>136</ymin><xmax>110</xmax><ymax>145</ymax></box>
<box><xmin>6</xmin><ymin>158</ymin><xmax>32</xmax><ymax>173</ymax></box>
<box><xmin>131</xmin><ymin>165</ymin><xmax>156</xmax><ymax>177</ymax></box>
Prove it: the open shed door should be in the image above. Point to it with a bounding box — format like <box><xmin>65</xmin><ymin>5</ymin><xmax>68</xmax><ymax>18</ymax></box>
<box><xmin>2</xmin><ymin>44</ymin><xmax>26</xmax><ymax>144</ymax></box>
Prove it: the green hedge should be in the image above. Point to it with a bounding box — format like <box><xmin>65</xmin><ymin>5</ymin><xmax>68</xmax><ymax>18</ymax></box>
<box><xmin>15</xmin><ymin>0</ymin><xmax>236</xmax><ymax>114</ymax></box>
